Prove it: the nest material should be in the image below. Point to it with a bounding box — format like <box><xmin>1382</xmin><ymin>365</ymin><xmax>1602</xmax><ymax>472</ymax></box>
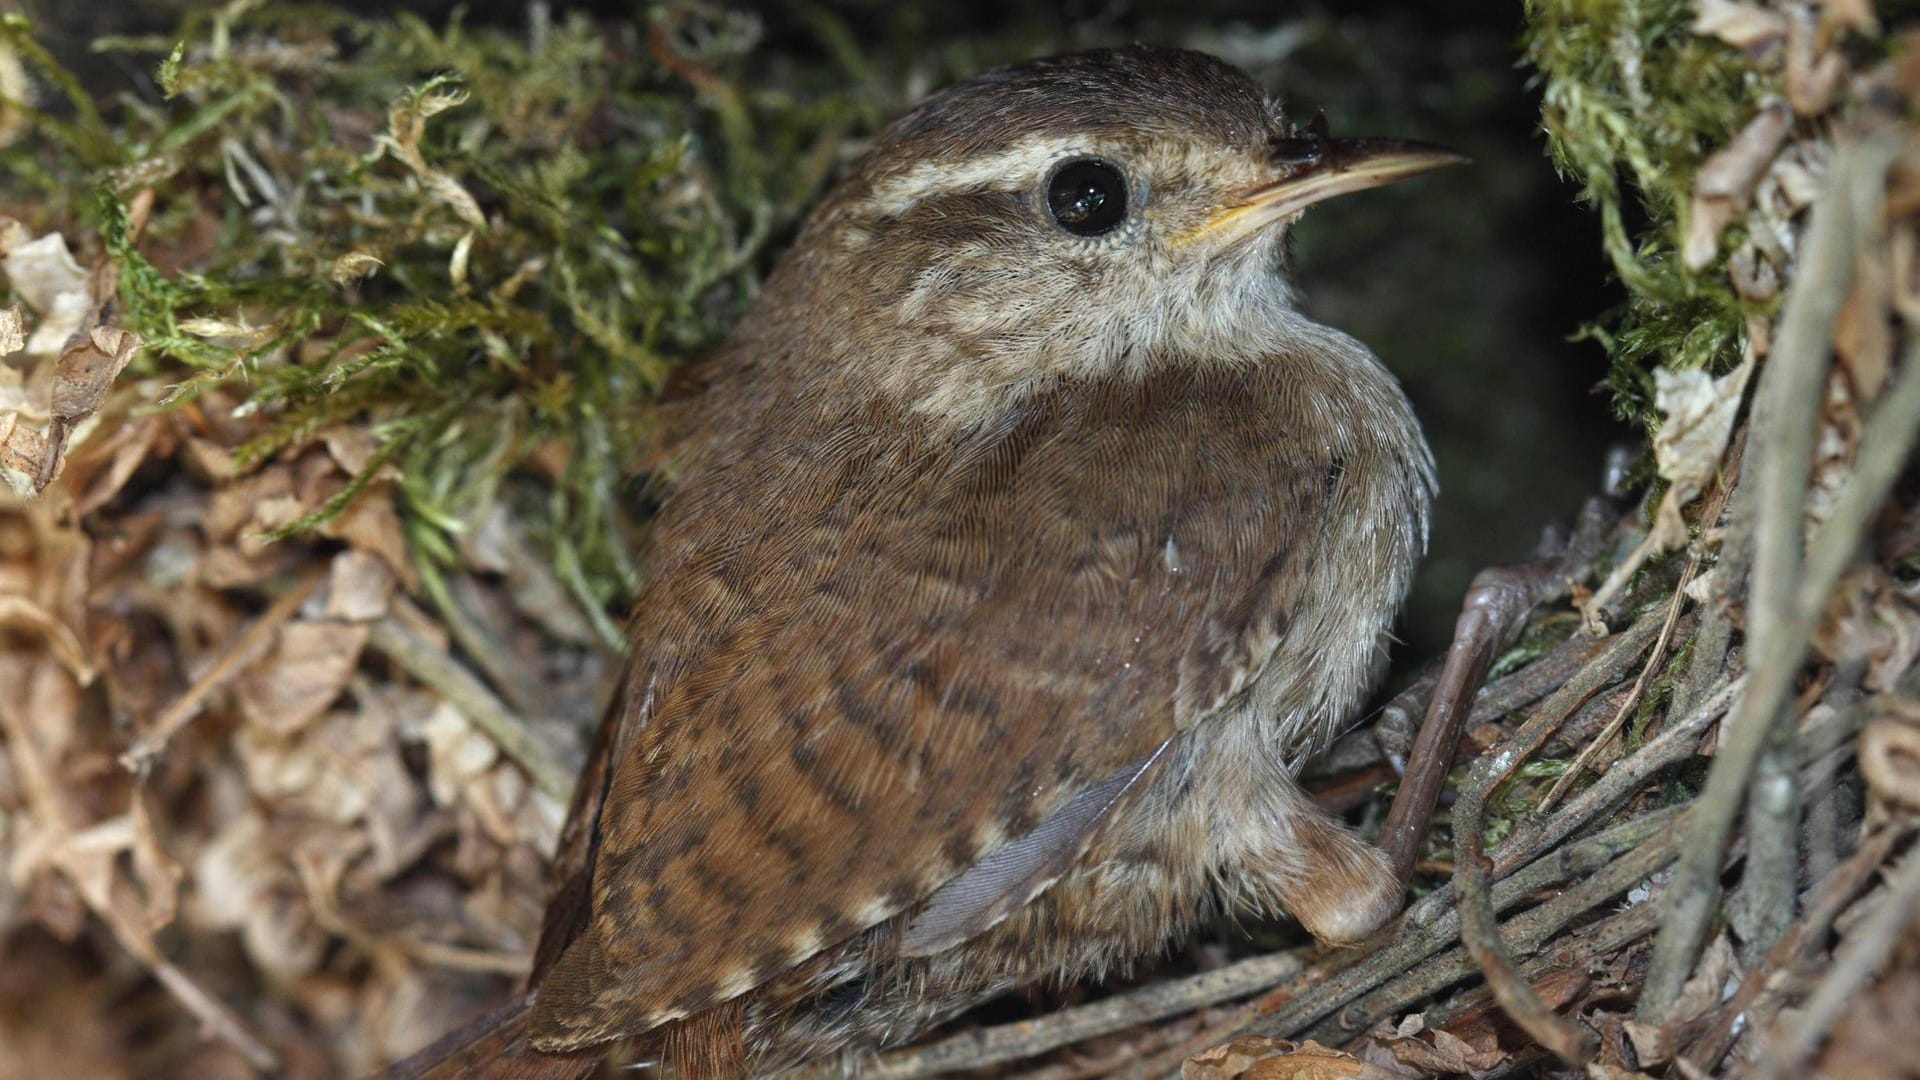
<box><xmin>1</xmin><ymin>2</ymin><xmax>1918</xmax><ymax>1079</ymax></box>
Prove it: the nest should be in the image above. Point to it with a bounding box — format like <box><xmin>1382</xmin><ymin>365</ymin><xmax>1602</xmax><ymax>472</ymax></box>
<box><xmin>1</xmin><ymin>2</ymin><xmax>1917</xmax><ymax>1078</ymax></box>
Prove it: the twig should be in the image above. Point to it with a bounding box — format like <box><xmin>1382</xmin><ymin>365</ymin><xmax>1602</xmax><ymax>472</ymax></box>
<box><xmin>398</xmin><ymin>937</ymin><xmax>536</xmax><ymax>977</ymax></box>
<box><xmin>120</xmin><ymin>569</ymin><xmax>325</xmax><ymax>771</ymax></box>
<box><xmin>145</xmin><ymin>955</ymin><xmax>280</xmax><ymax>1070</ymax></box>
<box><xmin>0</xmin><ymin>665</ymin><xmax>281</xmax><ymax>1070</ymax></box>
<box><xmin>834</xmin><ymin>951</ymin><xmax>1305</xmax><ymax>1080</ymax></box>
<box><xmin>1754</xmin><ymin>843</ymin><xmax>1920</xmax><ymax>1080</ymax></box>
<box><xmin>1106</xmin><ymin>807</ymin><xmax>1682</xmax><ymax>1080</ymax></box>
<box><xmin>366</xmin><ymin>615</ymin><xmax>575</xmax><ymax>799</ymax></box>
<box><xmin>425</xmin><ymin>564</ymin><xmax>550</xmax><ymax>718</ymax></box>
<box><xmin>1680</xmin><ymin>821</ymin><xmax>1910</xmax><ymax>1073</ymax></box>
<box><xmin>1303</xmin><ymin>808</ymin><xmax>1683</xmax><ymax>1047</ymax></box>
<box><xmin>1446</xmin><ymin>619</ymin><xmax>1665</xmax><ymax>1063</ymax></box>
<box><xmin>1640</xmin><ymin>132</ymin><xmax>1904</xmax><ymax>1018</ymax></box>
<box><xmin>1370</xmin><ymin>617</ymin><xmax>1608</xmax><ymax>777</ymax></box>
<box><xmin>1543</xmin><ymin>555</ymin><xmax>1697</xmax><ymax>807</ymax></box>
<box><xmin>1730</xmin><ymin>711</ymin><xmax>1800</xmax><ymax>959</ymax></box>
<box><xmin>1424</xmin><ymin>901</ymin><xmax>1663</xmax><ymax>1036</ymax></box>
<box><xmin>1491</xmin><ymin>678</ymin><xmax>1735</xmax><ymax>877</ymax></box>
<box><xmin>1672</xmin><ymin>428</ymin><xmax>1747</xmax><ymax>724</ymax></box>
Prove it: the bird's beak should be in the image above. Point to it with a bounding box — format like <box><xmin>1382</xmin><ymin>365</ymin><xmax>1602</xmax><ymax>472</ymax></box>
<box><xmin>1181</xmin><ymin>137</ymin><xmax>1466</xmax><ymax>249</ymax></box>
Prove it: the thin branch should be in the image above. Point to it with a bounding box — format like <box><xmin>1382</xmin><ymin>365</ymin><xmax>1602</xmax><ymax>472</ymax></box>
<box><xmin>120</xmin><ymin>569</ymin><xmax>325</xmax><ymax>771</ymax></box>
<box><xmin>1</xmin><ymin>666</ymin><xmax>280</xmax><ymax>1071</ymax></box>
<box><xmin>1424</xmin><ymin>902</ymin><xmax>1663</xmax><ymax>1036</ymax></box>
<box><xmin>1446</xmin><ymin>618</ymin><xmax>1666</xmax><ymax>1063</ymax></box>
<box><xmin>1305</xmin><ymin>808</ymin><xmax>1683</xmax><ymax>1047</ymax></box>
<box><xmin>1543</xmin><ymin>556</ymin><xmax>1695</xmax><ymax>807</ymax></box>
<box><xmin>1492</xmin><ymin>677</ymin><xmax>1736</xmax><ymax>877</ymax></box>
<box><xmin>1672</xmin><ymin>426</ymin><xmax>1747</xmax><ymax>724</ymax></box>
<box><xmin>1680</xmin><ymin>821</ymin><xmax>1910</xmax><ymax>1073</ymax></box>
<box><xmin>366</xmin><ymin>615</ymin><xmax>575</xmax><ymax>798</ymax></box>
<box><xmin>838</xmin><ymin>951</ymin><xmax>1306</xmax><ymax>1080</ymax></box>
<box><xmin>1640</xmin><ymin>132</ymin><xmax>1904</xmax><ymax>1017</ymax></box>
<box><xmin>1754</xmin><ymin>842</ymin><xmax>1920</xmax><ymax>1079</ymax></box>
<box><xmin>1104</xmin><ymin>807</ymin><xmax>1684</xmax><ymax>1080</ymax></box>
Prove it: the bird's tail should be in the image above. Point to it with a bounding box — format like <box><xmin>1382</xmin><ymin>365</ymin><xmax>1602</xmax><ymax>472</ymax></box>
<box><xmin>374</xmin><ymin>997</ymin><xmax>602</xmax><ymax>1080</ymax></box>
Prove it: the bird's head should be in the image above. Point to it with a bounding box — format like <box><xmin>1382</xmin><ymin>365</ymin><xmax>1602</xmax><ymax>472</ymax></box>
<box><xmin>754</xmin><ymin>46</ymin><xmax>1463</xmax><ymax>426</ymax></box>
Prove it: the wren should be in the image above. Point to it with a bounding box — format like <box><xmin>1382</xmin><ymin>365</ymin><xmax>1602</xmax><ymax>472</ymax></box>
<box><xmin>388</xmin><ymin>44</ymin><xmax>1462</xmax><ymax>1079</ymax></box>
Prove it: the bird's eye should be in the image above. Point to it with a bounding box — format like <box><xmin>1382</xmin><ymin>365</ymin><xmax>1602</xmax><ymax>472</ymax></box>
<box><xmin>1046</xmin><ymin>158</ymin><xmax>1128</xmax><ymax>236</ymax></box>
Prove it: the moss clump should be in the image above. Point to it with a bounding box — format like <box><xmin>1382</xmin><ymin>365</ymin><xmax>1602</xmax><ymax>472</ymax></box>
<box><xmin>1525</xmin><ymin>0</ymin><xmax>1770</xmax><ymax>426</ymax></box>
<box><xmin>3</xmin><ymin>5</ymin><xmax>878</xmax><ymax>625</ymax></box>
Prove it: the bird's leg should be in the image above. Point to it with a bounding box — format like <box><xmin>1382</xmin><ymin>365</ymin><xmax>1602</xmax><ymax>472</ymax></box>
<box><xmin>1374</xmin><ymin>497</ymin><xmax>1618</xmax><ymax>894</ymax></box>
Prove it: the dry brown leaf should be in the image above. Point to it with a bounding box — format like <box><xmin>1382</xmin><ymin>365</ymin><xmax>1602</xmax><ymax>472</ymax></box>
<box><xmin>1693</xmin><ymin>0</ymin><xmax>1789</xmax><ymax>51</ymax></box>
<box><xmin>39</xmin><ymin>325</ymin><xmax>145</xmax><ymax>490</ymax></box>
<box><xmin>421</xmin><ymin>702</ymin><xmax>499</xmax><ymax>809</ymax></box>
<box><xmin>318</xmin><ymin>488</ymin><xmax>418</xmax><ymax>590</ymax></box>
<box><xmin>206</xmin><ymin>464</ymin><xmax>294</xmax><ymax>541</ymax></box>
<box><xmin>1652</xmin><ymin>357</ymin><xmax>1754</xmax><ymax>503</ymax></box>
<box><xmin>1625</xmin><ymin>934</ymin><xmax>1740</xmax><ymax>1065</ymax></box>
<box><xmin>1785</xmin><ymin>5</ymin><xmax>1846</xmax><ymax>115</ymax></box>
<box><xmin>1819</xmin><ymin>0</ymin><xmax>1880</xmax><ymax>36</ymax></box>
<box><xmin>129</xmin><ymin>794</ymin><xmax>183</xmax><ymax>934</ymax></box>
<box><xmin>1860</xmin><ymin>716</ymin><xmax>1920</xmax><ymax>812</ymax></box>
<box><xmin>198</xmin><ymin>543</ymin><xmax>305</xmax><ymax>590</ymax></box>
<box><xmin>1379</xmin><ymin>1027</ymin><xmax>1505</xmax><ymax>1079</ymax></box>
<box><xmin>1814</xmin><ymin>562</ymin><xmax>1920</xmax><ymax>690</ymax></box>
<box><xmin>0</xmin><ymin>596</ymin><xmax>95</xmax><ymax>683</ymax></box>
<box><xmin>178</xmin><ymin>434</ymin><xmax>238</xmax><ymax>483</ymax></box>
<box><xmin>323</xmin><ymin>424</ymin><xmax>383</xmax><ymax>476</ymax></box>
<box><xmin>326</xmin><ymin>548</ymin><xmax>396</xmax><ymax>622</ymax></box>
<box><xmin>1865</xmin><ymin>588</ymin><xmax>1920</xmax><ymax>693</ymax></box>
<box><xmin>1684</xmin><ymin>101</ymin><xmax>1791</xmax><ymax>271</ymax></box>
<box><xmin>233</xmin><ymin>619</ymin><xmax>370</xmax><ymax>734</ymax></box>
<box><xmin>1834</xmin><ymin>243</ymin><xmax>1896</xmax><ymax>402</ymax></box>
<box><xmin>0</xmin><ymin>304</ymin><xmax>22</xmax><ymax>356</ymax></box>
<box><xmin>70</xmin><ymin>412</ymin><xmax>163</xmax><ymax>516</ymax></box>
<box><xmin>0</xmin><ymin>414</ymin><xmax>48</xmax><ymax>497</ymax></box>
<box><xmin>1582</xmin><ymin>351</ymin><xmax>1754</xmax><ymax>629</ymax></box>
<box><xmin>0</xmin><ymin>229</ymin><xmax>90</xmax><ymax>356</ymax></box>
<box><xmin>190</xmin><ymin>810</ymin><xmax>330</xmax><ymax>982</ymax></box>
<box><xmin>235</xmin><ymin>703</ymin><xmax>417</xmax><ymax>832</ymax></box>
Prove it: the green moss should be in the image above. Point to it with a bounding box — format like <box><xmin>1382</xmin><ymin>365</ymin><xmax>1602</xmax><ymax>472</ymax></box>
<box><xmin>3</xmin><ymin>6</ymin><xmax>881</xmax><ymax>618</ymax></box>
<box><xmin>1524</xmin><ymin>0</ymin><xmax>1770</xmax><ymax>426</ymax></box>
<box><xmin>1489</xmin><ymin>610</ymin><xmax>1584</xmax><ymax>681</ymax></box>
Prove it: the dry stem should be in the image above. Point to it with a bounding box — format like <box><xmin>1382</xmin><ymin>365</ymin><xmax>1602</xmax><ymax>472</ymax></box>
<box><xmin>1641</xmin><ymin>131</ymin><xmax>1907</xmax><ymax>1016</ymax></box>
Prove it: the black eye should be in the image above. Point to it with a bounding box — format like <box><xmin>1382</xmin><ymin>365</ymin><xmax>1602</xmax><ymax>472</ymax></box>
<box><xmin>1046</xmin><ymin>158</ymin><xmax>1128</xmax><ymax>236</ymax></box>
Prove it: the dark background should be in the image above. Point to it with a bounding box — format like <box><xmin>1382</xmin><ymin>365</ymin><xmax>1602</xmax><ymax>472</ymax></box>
<box><xmin>26</xmin><ymin>0</ymin><xmax>1625</xmax><ymax>660</ymax></box>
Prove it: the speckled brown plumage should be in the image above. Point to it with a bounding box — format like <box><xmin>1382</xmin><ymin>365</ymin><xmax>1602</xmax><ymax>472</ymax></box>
<box><xmin>383</xmin><ymin>44</ymin><xmax>1456</xmax><ymax>1080</ymax></box>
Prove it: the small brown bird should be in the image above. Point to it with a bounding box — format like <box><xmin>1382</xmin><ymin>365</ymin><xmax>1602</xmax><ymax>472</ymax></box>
<box><xmin>391</xmin><ymin>44</ymin><xmax>1461</xmax><ymax>1079</ymax></box>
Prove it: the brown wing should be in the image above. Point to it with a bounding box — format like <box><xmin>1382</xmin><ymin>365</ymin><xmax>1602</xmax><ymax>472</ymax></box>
<box><xmin>529</xmin><ymin>366</ymin><xmax>1331</xmax><ymax>1048</ymax></box>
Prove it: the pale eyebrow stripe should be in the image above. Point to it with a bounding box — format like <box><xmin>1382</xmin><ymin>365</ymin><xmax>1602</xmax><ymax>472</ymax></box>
<box><xmin>862</xmin><ymin>137</ymin><xmax>1094</xmax><ymax>217</ymax></box>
